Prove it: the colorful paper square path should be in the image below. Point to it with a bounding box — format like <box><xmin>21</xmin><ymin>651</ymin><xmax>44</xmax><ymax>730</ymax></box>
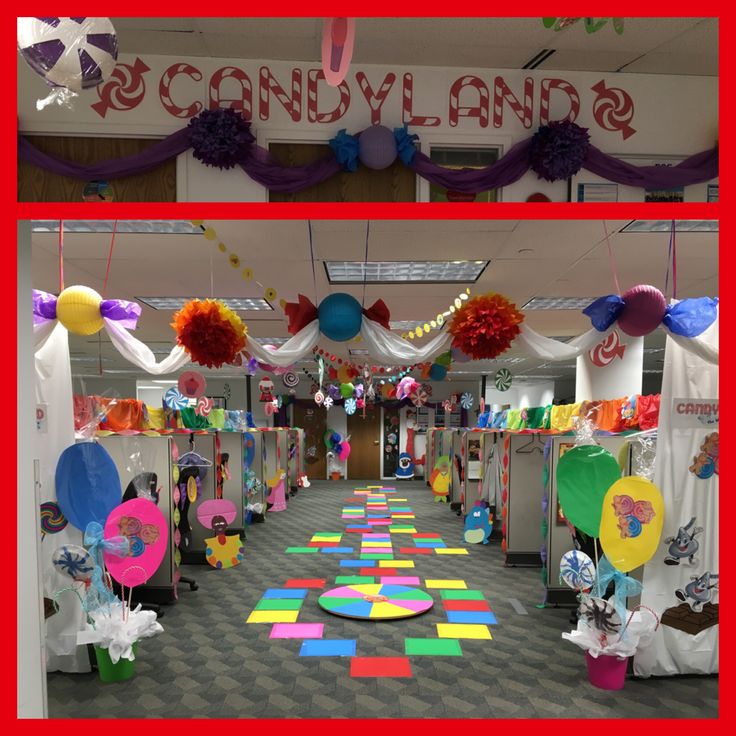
<box><xmin>436</xmin><ymin>623</ymin><xmax>492</xmax><ymax>639</ymax></box>
<box><xmin>404</xmin><ymin>638</ymin><xmax>463</xmax><ymax>656</ymax></box>
<box><xmin>446</xmin><ymin>611</ymin><xmax>498</xmax><ymax>625</ymax></box>
<box><xmin>425</xmin><ymin>580</ymin><xmax>468</xmax><ymax>589</ymax></box>
<box><xmin>246</xmin><ymin>610</ymin><xmax>300</xmax><ymax>624</ymax></box>
<box><xmin>270</xmin><ymin>623</ymin><xmax>324</xmax><ymax>639</ymax></box>
<box><xmin>350</xmin><ymin>657</ymin><xmax>413</xmax><ymax>678</ymax></box>
<box><xmin>300</xmin><ymin>640</ymin><xmax>356</xmax><ymax>657</ymax></box>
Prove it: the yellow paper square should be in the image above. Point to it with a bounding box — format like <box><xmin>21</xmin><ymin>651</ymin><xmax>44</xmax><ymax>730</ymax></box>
<box><xmin>389</xmin><ymin>527</ymin><xmax>417</xmax><ymax>534</ymax></box>
<box><xmin>367</xmin><ymin>486</ymin><xmax>383</xmax><ymax>488</ymax></box>
<box><xmin>246</xmin><ymin>610</ymin><xmax>300</xmax><ymax>624</ymax></box>
<box><xmin>437</xmin><ymin>624</ymin><xmax>492</xmax><ymax>640</ymax></box>
<box><xmin>435</xmin><ymin>548</ymin><xmax>470</xmax><ymax>555</ymax></box>
<box><xmin>388</xmin><ymin>498</ymin><xmax>408</xmax><ymax>502</ymax></box>
<box><xmin>424</xmin><ymin>579</ymin><xmax>468</xmax><ymax>589</ymax></box>
<box><xmin>363</xmin><ymin>542</ymin><xmax>392</xmax><ymax>548</ymax></box>
<box><xmin>379</xmin><ymin>560</ymin><xmax>414</xmax><ymax>568</ymax></box>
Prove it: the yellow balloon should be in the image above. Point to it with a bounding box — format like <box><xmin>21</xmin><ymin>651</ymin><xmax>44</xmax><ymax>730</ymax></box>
<box><xmin>599</xmin><ymin>476</ymin><xmax>664</xmax><ymax>572</ymax></box>
<box><xmin>56</xmin><ymin>285</ymin><xmax>104</xmax><ymax>336</ymax></box>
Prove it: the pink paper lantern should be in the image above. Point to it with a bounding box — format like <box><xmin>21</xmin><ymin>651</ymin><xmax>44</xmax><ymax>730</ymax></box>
<box><xmin>618</xmin><ymin>284</ymin><xmax>667</xmax><ymax>337</ymax></box>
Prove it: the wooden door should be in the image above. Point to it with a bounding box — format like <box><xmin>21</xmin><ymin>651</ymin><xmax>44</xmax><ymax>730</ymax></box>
<box><xmin>293</xmin><ymin>402</ymin><xmax>326</xmax><ymax>480</ymax></box>
<box><xmin>347</xmin><ymin>404</ymin><xmax>382</xmax><ymax>479</ymax></box>
<box><xmin>18</xmin><ymin>135</ymin><xmax>177</xmax><ymax>201</ymax></box>
<box><xmin>268</xmin><ymin>143</ymin><xmax>416</xmax><ymax>202</ymax></box>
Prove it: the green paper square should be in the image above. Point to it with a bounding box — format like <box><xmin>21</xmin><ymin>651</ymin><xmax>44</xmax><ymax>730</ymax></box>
<box><xmin>335</xmin><ymin>576</ymin><xmax>375</xmax><ymax>584</ymax></box>
<box><xmin>404</xmin><ymin>638</ymin><xmax>463</xmax><ymax>656</ymax></box>
<box><xmin>254</xmin><ymin>599</ymin><xmax>304</xmax><ymax>611</ymax></box>
<box><xmin>360</xmin><ymin>554</ymin><xmax>394</xmax><ymax>560</ymax></box>
<box><xmin>439</xmin><ymin>590</ymin><xmax>485</xmax><ymax>600</ymax></box>
<box><xmin>285</xmin><ymin>547</ymin><xmax>319</xmax><ymax>554</ymax></box>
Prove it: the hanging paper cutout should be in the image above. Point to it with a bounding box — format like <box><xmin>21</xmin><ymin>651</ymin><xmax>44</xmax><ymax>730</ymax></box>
<box><xmin>675</xmin><ymin>571</ymin><xmax>719</xmax><ymax>613</ymax></box>
<box><xmin>559</xmin><ymin>550</ymin><xmax>596</xmax><ymax>591</ymax></box>
<box><xmin>322</xmin><ymin>18</ymin><xmax>356</xmax><ymax>87</ymax></box>
<box><xmin>197</xmin><ymin>499</ymin><xmax>244</xmax><ymax>570</ymax></box>
<box><xmin>52</xmin><ymin>544</ymin><xmax>95</xmax><ymax>581</ymax></box>
<box><xmin>689</xmin><ymin>432</ymin><xmax>719</xmax><ymax>479</ymax></box>
<box><xmin>663</xmin><ymin>518</ymin><xmax>704</xmax><ymax>566</ymax></box>
<box><xmin>259</xmin><ymin>377</ymin><xmax>275</xmax><ymax>402</ymax></box>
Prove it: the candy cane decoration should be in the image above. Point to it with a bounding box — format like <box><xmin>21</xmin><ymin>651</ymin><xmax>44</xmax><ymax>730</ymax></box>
<box><xmin>493</xmin><ymin>76</ymin><xmax>533</xmax><ymax>129</ymax></box>
<box><xmin>209</xmin><ymin>66</ymin><xmax>253</xmax><ymax>116</ymax></box>
<box><xmin>449</xmin><ymin>76</ymin><xmax>490</xmax><ymax>127</ymax></box>
<box><xmin>539</xmin><ymin>78</ymin><xmax>580</xmax><ymax>126</ymax></box>
<box><xmin>355</xmin><ymin>71</ymin><xmax>397</xmax><ymax>126</ymax></box>
<box><xmin>259</xmin><ymin>66</ymin><xmax>302</xmax><ymax>121</ymax></box>
<box><xmin>403</xmin><ymin>73</ymin><xmax>441</xmax><ymax>126</ymax></box>
<box><xmin>159</xmin><ymin>63</ymin><xmax>203</xmax><ymax>118</ymax></box>
<box><xmin>589</xmin><ymin>330</ymin><xmax>627</xmax><ymax>367</ymax></box>
<box><xmin>307</xmin><ymin>69</ymin><xmax>350</xmax><ymax>123</ymax></box>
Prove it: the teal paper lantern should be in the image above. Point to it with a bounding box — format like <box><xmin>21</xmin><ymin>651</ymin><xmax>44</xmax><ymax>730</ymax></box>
<box><xmin>318</xmin><ymin>293</ymin><xmax>363</xmax><ymax>342</ymax></box>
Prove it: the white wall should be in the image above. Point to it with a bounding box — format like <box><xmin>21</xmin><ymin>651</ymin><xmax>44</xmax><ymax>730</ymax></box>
<box><xmin>575</xmin><ymin>334</ymin><xmax>644</xmax><ymax>401</ymax></box>
<box><xmin>18</xmin><ymin>222</ymin><xmax>47</xmax><ymax>717</ymax></box>
<box><xmin>484</xmin><ymin>381</ymin><xmax>554</xmax><ymax>410</ymax></box>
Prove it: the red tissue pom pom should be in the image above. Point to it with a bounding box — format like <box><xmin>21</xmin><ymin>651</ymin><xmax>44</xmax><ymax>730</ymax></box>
<box><xmin>448</xmin><ymin>293</ymin><xmax>524</xmax><ymax>360</ymax></box>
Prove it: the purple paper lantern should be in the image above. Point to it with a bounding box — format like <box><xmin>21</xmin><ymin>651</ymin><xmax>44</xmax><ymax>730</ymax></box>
<box><xmin>618</xmin><ymin>284</ymin><xmax>667</xmax><ymax>337</ymax></box>
<box><xmin>358</xmin><ymin>125</ymin><xmax>397</xmax><ymax>170</ymax></box>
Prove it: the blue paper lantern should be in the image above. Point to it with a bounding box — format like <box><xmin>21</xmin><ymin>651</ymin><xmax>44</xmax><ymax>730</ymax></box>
<box><xmin>358</xmin><ymin>125</ymin><xmax>397</xmax><ymax>170</ymax></box>
<box><xmin>429</xmin><ymin>363</ymin><xmax>448</xmax><ymax>381</ymax></box>
<box><xmin>318</xmin><ymin>293</ymin><xmax>363</xmax><ymax>342</ymax></box>
<box><xmin>55</xmin><ymin>442</ymin><xmax>122</xmax><ymax>531</ymax></box>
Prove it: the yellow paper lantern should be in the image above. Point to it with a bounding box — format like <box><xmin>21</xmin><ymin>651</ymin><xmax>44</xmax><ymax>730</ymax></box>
<box><xmin>337</xmin><ymin>364</ymin><xmax>353</xmax><ymax>383</ymax></box>
<box><xmin>599</xmin><ymin>476</ymin><xmax>664</xmax><ymax>572</ymax></box>
<box><xmin>56</xmin><ymin>285</ymin><xmax>104</xmax><ymax>336</ymax></box>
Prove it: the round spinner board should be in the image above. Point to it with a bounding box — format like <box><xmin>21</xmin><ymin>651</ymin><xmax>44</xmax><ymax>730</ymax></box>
<box><xmin>318</xmin><ymin>584</ymin><xmax>434</xmax><ymax>620</ymax></box>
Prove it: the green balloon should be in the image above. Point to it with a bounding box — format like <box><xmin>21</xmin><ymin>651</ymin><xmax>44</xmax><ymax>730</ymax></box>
<box><xmin>340</xmin><ymin>382</ymin><xmax>355</xmax><ymax>399</ymax></box>
<box><xmin>556</xmin><ymin>444</ymin><xmax>621</xmax><ymax>537</ymax></box>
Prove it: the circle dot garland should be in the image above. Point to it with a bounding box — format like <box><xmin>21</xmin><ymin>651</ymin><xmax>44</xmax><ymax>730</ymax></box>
<box><xmin>495</xmin><ymin>368</ymin><xmax>513</xmax><ymax>391</ymax></box>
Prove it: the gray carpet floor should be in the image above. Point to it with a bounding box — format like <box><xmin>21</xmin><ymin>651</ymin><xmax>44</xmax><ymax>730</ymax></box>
<box><xmin>46</xmin><ymin>480</ymin><xmax>718</xmax><ymax>718</ymax></box>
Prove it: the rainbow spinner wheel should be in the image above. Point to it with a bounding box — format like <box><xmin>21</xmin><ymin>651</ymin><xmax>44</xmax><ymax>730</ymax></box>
<box><xmin>318</xmin><ymin>584</ymin><xmax>433</xmax><ymax>620</ymax></box>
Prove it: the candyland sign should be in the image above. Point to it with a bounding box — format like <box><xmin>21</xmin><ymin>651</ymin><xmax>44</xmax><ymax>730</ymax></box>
<box><xmin>18</xmin><ymin>55</ymin><xmax>717</xmax><ymax>149</ymax></box>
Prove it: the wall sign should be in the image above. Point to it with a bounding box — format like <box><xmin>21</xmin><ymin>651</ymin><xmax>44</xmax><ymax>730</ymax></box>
<box><xmin>671</xmin><ymin>398</ymin><xmax>719</xmax><ymax>429</ymax></box>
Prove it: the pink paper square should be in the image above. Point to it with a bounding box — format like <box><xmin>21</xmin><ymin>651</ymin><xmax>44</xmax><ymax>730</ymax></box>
<box><xmin>381</xmin><ymin>576</ymin><xmax>420</xmax><ymax>585</ymax></box>
<box><xmin>269</xmin><ymin>623</ymin><xmax>324</xmax><ymax>639</ymax></box>
<box><xmin>361</xmin><ymin>547</ymin><xmax>393</xmax><ymax>553</ymax></box>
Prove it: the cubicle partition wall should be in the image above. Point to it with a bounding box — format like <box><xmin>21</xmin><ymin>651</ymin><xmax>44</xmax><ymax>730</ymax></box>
<box><xmin>287</xmin><ymin>428</ymin><xmax>305</xmax><ymax>490</ymax></box>
<box><xmin>97</xmin><ymin>433</ymin><xmax>177</xmax><ymax>603</ymax></box>
<box><xmin>217</xmin><ymin>431</ymin><xmax>246</xmax><ymax>534</ymax></box>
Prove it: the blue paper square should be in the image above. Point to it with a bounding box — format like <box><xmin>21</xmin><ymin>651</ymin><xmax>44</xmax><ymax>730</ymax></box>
<box><xmin>321</xmin><ymin>547</ymin><xmax>354</xmax><ymax>554</ymax></box>
<box><xmin>446</xmin><ymin>611</ymin><xmax>497</xmax><ymax>625</ymax></box>
<box><xmin>262</xmin><ymin>588</ymin><xmax>308</xmax><ymax>599</ymax></box>
<box><xmin>340</xmin><ymin>559</ymin><xmax>372</xmax><ymax>567</ymax></box>
<box><xmin>299</xmin><ymin>640</ymin><xmax>357</xmax><ymax>657</ymax></box>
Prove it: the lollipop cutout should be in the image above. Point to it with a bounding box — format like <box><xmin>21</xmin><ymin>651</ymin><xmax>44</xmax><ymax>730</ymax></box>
<box><xmin>195</xmin><ymin>396</ymin><xmax>213</xmax><ymax>416</ymax></box>
<box><xmin>52</xmin><ymin>544</ymin><xmax>95</xmax><ymax>582</ymax></box>
<box><xmin>314</xmin><ymin>390</ymin><xmax>325</xmax><ymax>406</ymax></box>
<box><xmin>40</xmin><ymin>501</ymin><xmax>68</xmax><ymax>539</ymax></box>
<box><xmin>559</xmin><ymin>549</ymin><xmax>596</xmax><ymax>592</ymax></box>
<box><xmin>165</xmin><ymin>387</ymin><xmax>189</xmax><ymax>410</ymax></box>
<box><xmin>282</xmin><ymin>371</ymin><xmax>300</xmax><ymax>388</ymax></box>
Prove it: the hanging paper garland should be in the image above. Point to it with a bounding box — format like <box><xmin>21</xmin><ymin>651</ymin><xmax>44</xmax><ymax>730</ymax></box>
<box><xmin>172</xmin><ymin>299</ymin><xmax>247</xmax><ymax>368</ymax></box>
<box><xmin>403</xmin><ymin>289</ymin><xmax>471</xmax><ymax>341</ymax></box>
<box><xmin>495</xmin><ymin>368</ymin><xmax>513</xmax><ymax>391</ymax></box>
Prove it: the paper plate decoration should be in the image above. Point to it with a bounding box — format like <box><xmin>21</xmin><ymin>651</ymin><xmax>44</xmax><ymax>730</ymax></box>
<box><xmin>318</xmin><ymin>584</ymin><xmax>434</xmax><ymax>620</ymax></box>
<box><xmin>282</xmin><ymin>371</ymin><xmax>299</xmax><ymax>388</ymax></box>
<box><xmin>178</xmin><ymin>370</ymin><xmax>207</xmax><ymax>399</ymax></box>
<box><xmin>600</xmin><ymin>476</ymin><xmax>664</xmax><ymax>572</ymax></box>
<box><xmin>464</xmin><ymin>502</ymin><xmax>493</xmax><ymax>544</ymax></box>
<box><xmin>344</xmin><ymin>398</ymin><xmax>357</xmax><ymax>415</ymax></box>
<box><xmin>195</xmin><ymin>396</ymin><xmax>213</xmax><ymax>416</ymax></box>
<box><xmin>164</xmin><ymin>387</ymin><xmax>189</xmax><ymax>410</ymax></box>
<box><xmin>104</xmin><ymin>498</ymin><xmax>168</xmax><ymax>587</ymax></box>
<box><xmin>52</xmin><ymin>544</ymin><xmax>95</xmax><ymax>581</ymax></box>
<box><xmin>556</xmin><ymin>445</ymin><xmax>621</xmax><ymax>537</ymax></box>
<box><xmin>460</xmin><ymin>392</ymin><xmax>474</xmax><ymax>410</ymax></box>
<box><xmin>559</xmin><ymin>550</ymin><xmax>596</xmax><ymax>591</ymax></box>
<box><xmin>172</xmin><ymin>299</ymin><xmax>247</xmax><ymax>368</ymax></box>
<box><xmin>40</xmin><ymin>501</ymin><xmax>68</xmax><ymax>537</ymax></box>
<box><xmin>322</xmin><ymin>17</ymin><xmax>356</xmax><ymax>87</ymax></box>
<box><xmin>448</xmin><ymin>293</ymin><xmax>524</xmax><ymax>360</ymax></box>
<box><xmin>17</xmin><ymin>17</ymin><xmax>118</xmax><ymax>103</ymax></box>
<box><xmin>55</xmin><ymin>442</ymin><xmax>122</xmax><ymax>531</ymax></box>
<box><xmin>495</xmin><ymin>368</ymin><xmax>513</xmax><ymax>391</ymax></box>
<box><xmin>584</xmin><ymin>288</ymin><xmax>718</xmax><ymax>339</ymax></box>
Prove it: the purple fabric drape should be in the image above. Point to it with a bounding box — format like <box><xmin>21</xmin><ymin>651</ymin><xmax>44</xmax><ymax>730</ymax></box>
<box><xmin>18</xmin><ymin>128</ymin><xmax>718</xmax><ymax>193</ymax></box>
<box><xmin>18</xmin><ymin>129</ymin><xmax>192</xmax><ymax>180</ymax></box>
<box><xmin>583</xmin><ymin>145</ymin><xmax>718</xmax><ymax>188</ymax></box>
<box><xmin>32</xmin><ymin>289</ymin><xmax>57</xmax><ymax>325</ymax></box>
<box><xmin>239</xmin><ymin>145</ymin><xmax>343</xmax><ymax>193</ymax></box>
<box><xmin>99</xmin><ymin>299</ymin><xmax>141</xmax><ymax>329</ymax></box>
<box><xmin>409</xmin><ymin>139</ymin><xmax>533</xmax><ymax>193</ymax></box>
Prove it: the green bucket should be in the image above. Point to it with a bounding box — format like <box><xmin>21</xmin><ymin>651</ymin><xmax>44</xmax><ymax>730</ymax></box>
<box><xmin>94</xmin><ymin>642</ymin><xmax>138</xmax><ymax>682</ymax></box>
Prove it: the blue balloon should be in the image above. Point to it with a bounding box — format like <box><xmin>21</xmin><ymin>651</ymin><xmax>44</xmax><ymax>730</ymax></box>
<box><xmin>318</xmin><ymin>293</ymin><xmax>363</xmax><ymax>342</ymax></box>
<box><xmin>55</xmin><ymin>442</ymin><xmax>122</xmax><ymax>532</ymax></box>
<box><xmin>429</xmin><ymin>363</ymin><xmax>448</xmax><ymax>381</ymax></box>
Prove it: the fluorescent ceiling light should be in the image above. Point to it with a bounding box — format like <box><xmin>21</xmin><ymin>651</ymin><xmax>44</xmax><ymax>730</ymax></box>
<box><xmin>325</xmin><ymin>260</ymin><xmax>489</xmax><ymax>284</ymax></box>
<box><xmin>523</xmin><ymin>297</ymin><xmax>595</xmax><ymax>310</ymax></box>
<box><xmin>136</xmin><ymin>297</ymin><xmax>273</xmax><ymax>311</ymax></box>
<box><xmin>31</xmin><ymin>220</ymin><xmax>202</xmax><ymax>234</ymax></box>
<box><xmin>514</xmin><ymin>375</ymin><xmax>562</xmax><ymax>380</ymax></box>
<box><xmin>349</xmin><ymin>349</ymin><xmax>370</xmax><ymax>355</ymax></box>
<box><xmin>69</xmin><ymin>356</ymin><xmax>111</xmax><ymax>363</ymax></box>
<box><xmin>621</xmin><ymin>220</ymin><xmax>718</xmax><ymax>233</ymax></box>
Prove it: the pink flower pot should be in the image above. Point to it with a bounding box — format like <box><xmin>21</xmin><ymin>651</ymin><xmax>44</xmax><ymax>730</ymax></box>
<box><xmin>585</xmin><ymin>652</ymin><xmax>629</xmax><ymax>690</ymax></box>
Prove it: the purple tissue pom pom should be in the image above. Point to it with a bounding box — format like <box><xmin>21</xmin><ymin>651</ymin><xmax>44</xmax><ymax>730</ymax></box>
<box><xmin>529</xmin><ymin>120</ymin><xmax>590</xmax><ymax>182</ymax></box>
<box><xmin>187</xmin><ymin>108</ymin><xmax>256</xmax><ymax>170</ymax></box>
